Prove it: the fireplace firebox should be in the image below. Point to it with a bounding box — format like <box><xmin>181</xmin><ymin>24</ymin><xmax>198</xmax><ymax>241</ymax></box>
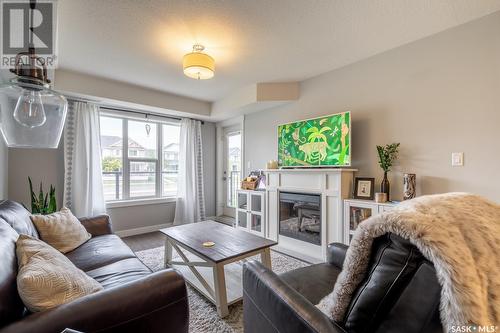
<box><xmin>279</xmin><ymin>191</ymin><xmax>321</xmax><ymax>245</ymax></box>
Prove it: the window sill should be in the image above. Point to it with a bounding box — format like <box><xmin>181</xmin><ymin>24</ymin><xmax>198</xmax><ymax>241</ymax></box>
<box><xmin>106</xmin><ymin>197</ymin><xmax>176</xmax><ymax>209</ymax></box>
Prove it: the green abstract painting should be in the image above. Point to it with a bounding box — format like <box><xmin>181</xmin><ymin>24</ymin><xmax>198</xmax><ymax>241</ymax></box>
<box><xmin>278</xmin><ymin>112</ymin><xmax>351</xmax><ymax>167</ymax></box>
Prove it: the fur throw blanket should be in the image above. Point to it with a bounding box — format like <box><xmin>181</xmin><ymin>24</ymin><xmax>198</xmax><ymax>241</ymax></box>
<box><xmin>317</xmin><ymin>193</ymin><xmax>500</xmax><ymax>328</ymax></box>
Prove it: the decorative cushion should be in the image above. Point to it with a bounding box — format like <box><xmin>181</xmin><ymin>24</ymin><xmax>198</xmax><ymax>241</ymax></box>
<box><xmin>30</xmin><ymin>207</ymin><xmax>91</xmax><ymax>253</ymax></box>
<box><xmin>16</xmin><ymin>234</ymin><xmax>103</xmax><ymax>312</ymax></box>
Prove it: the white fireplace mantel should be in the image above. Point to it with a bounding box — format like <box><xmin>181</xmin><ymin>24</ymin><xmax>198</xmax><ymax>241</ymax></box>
<box><xmin>264</xmin><ymin>168</ymin><xmax>357</xmax><ymax>263</ymax></box>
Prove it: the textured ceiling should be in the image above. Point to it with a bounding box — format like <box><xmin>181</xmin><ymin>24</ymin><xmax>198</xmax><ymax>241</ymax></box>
<box><xmin>57</xmin><ymin>0</ymin><xmax>500</xmax><ymax>102</ymax></box>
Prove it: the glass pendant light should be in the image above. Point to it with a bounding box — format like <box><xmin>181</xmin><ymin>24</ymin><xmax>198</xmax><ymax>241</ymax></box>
<box><xmin>0</xmin><ymin>0</ymin><xmax>67</xmax><ymax>148</ymax></box>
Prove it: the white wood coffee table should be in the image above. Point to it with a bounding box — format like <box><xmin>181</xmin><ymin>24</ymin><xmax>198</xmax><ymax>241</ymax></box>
<box><xmin>160</xmin><ymin>220</ymin><xmax>277</xmax><ymax>317</ymax></box>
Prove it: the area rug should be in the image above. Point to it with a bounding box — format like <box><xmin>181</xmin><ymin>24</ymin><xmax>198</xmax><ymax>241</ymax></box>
<box><xmin>136</xmin><ymin>246</ymin><xmax>308</xmax><ymax>333</ymax></box>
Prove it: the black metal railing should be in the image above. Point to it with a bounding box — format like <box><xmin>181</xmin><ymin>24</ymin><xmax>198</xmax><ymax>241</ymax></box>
<box><xmin>228</xmin><ymin>170</ymin><xmax>240</xmax><ymax>207</ymax></box>
<box><xmin>103</xmin><ymin>171</ymin><xmax>122</xmax><ymax>200</ymax></box>
<box><xmin>102</xmin><ymin>171</ymin><xmax>178</xmax><ymax>200</ymax></box>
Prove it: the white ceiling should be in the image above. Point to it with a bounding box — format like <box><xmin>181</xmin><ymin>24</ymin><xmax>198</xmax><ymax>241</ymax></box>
<box><xmin>57</xmin><ymin>0</ymin><xmax>500</xmax><ymax>102</ymax></box>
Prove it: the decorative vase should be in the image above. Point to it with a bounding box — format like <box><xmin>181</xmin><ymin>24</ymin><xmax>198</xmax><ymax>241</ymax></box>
<box><xmin>403</xmin><ymin>173</ymin><xmax>416</xmax><ymax>200</ymax></box>
<box><xmin>380</xmin><ymin>172</ymin><xmax>390</xmax><ymax>200</ymax></box>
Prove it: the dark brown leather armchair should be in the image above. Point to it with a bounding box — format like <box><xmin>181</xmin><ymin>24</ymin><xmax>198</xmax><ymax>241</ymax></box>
<box><xmin>0</xmin><ymin>200</ymin><xmax>189</xmax><ymax>333</ymax></box>
<box><xmin>243</xmin><ymin>234</ymin><xmax>443</xmax><ymax>333</ymax></box>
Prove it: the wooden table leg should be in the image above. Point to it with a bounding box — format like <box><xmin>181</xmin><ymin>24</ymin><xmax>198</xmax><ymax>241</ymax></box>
<box><xmin>164</xmin><ymin>237</ymin><xmax>172</xmax><ymax>268</ymax></box>
<box><xmin>213</xmin><ymin>263</ymin><xmax>229</xmax><ymax>317</ymax></box>
<box><xmin>260</xmin><ymin>247</ymin><xmax>272</xmax><ymax>269</ymax></box>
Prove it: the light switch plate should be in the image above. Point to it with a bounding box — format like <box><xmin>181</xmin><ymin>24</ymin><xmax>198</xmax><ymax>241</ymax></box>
<box><xmin>451</xmin><ymin>152</ymin><xmax>464</xmax><ymax>167</ymax></box>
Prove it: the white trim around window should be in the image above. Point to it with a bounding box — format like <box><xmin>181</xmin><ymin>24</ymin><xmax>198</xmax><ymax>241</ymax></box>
<box><xmin>106</xmin><ymin>197</ymin><xmax>176</xmax><ymax>209</ymax></box>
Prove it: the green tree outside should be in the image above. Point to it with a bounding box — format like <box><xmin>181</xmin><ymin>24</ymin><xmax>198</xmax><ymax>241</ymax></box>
<box><xmin>102</xmin><ymin>156</ymin><xmax>122</xmax><ymax>172</ymax></box>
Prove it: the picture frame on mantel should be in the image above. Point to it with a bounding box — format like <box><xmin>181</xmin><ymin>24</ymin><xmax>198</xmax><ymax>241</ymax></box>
<box><xmin>353</xmin><ymin>177</ymin><xmax>375</xmax><ymax>200</ymax></box>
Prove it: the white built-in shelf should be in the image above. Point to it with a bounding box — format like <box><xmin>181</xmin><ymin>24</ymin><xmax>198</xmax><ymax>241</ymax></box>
<box><xmin>345</xmin><ymin>198</ymin><xmax>399</xmax><ymax>207</ymax></box>
<box><xmin>235</xmin><ymin>190</ymin><xmax>266</xmax><ymax>238</ymax></box>
<box><xmin>344</xmin><ymin>199</ymin><xmax>398</xmax><ymax>245</ymax></box>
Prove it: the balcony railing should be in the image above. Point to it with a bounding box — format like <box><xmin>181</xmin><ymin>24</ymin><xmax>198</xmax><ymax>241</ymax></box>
<box><xmin>102</xmin><ymin>171</ymin><xmax>178</xmax><ymax>201</ymax></box>
<box><xmin>103</xmin><ymin>171</ymin><xmax>122</xmax><ymax>200</ymax></box>
<box><xmin>228</xmin><ymin>170</ymin><xmax>241</xmax><ymax>207</ymax></box>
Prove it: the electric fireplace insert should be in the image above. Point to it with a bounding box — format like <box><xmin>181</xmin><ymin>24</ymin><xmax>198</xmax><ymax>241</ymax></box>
<box><xmin>279</xmin><ymin>191</ymin><xmax>321</xmax><ymax>245</ymax></box>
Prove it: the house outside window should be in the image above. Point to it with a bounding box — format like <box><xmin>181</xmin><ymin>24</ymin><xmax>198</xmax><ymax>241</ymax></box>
<box><xmin>100</xmin><ymin>113</ymin><xmax>180</xmax><ymax>202</ymax></box>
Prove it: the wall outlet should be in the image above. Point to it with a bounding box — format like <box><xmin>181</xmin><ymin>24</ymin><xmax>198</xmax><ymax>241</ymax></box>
<box><xmin>451</xmin><ymin>152</ymin><xmax>464</xmax><ymax>167</ymax></box>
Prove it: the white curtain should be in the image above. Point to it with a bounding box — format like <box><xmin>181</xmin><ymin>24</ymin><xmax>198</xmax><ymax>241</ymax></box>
<box><xmin>63</xmin><ymin>101</ymin><xmax>105</xmax><ymax>217</ymax></box>
<box><xmin>174</xmin><ymin>118</ymin><xmax>206</xmax><ymax>224</ymax></box>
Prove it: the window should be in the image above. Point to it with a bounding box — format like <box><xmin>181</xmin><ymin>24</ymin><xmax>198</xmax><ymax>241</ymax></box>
<box><xmin>100</xmin><ymin>114</ymin><xmax>180</xmax><ymax>202</ymax></box>
<box><xmin>162</xmin><ymin>123</ymin><xmax>180</xmax><ymax>197</ymax></box>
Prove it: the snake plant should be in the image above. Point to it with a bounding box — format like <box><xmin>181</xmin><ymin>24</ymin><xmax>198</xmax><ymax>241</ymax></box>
<box><xmin>28</xmin><ymin>177</ymin><xmax>57</xmax><ymax>214</ymax></box>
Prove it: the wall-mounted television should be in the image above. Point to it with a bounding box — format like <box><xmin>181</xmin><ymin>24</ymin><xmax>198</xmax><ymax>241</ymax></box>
<box><xmin>278</xmin><ymin>111</ymin><xmax>351</xmax><ymax>168</ymax></box>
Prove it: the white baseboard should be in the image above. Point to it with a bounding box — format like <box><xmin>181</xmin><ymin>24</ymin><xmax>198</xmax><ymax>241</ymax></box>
<box><xmin>115</xmin><ymin>223</ymin><xmax>172</xmax><ymax>237</ymax></box>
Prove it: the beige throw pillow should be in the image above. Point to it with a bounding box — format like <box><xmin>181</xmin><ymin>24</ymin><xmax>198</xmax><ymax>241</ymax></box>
<box><xmin>30</xmin><ymin>207</ymin><xmax>91</xmax><ymax>253</ymax></box>
<box><xmin>16</xmin><ymin>234</ymin><xmax>103</xmax><ymax>312</ymax></box>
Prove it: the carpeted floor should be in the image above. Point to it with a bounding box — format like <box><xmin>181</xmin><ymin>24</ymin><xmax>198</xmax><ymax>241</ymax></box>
<box><xmin>135</xmin><ymin>246</ymin><xmax>308</xmax><ymax>333</ymax></box>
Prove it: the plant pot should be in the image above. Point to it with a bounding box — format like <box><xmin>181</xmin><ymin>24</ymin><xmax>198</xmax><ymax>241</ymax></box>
<box><xmin>381</xmin><ymin>172</ymin><xmax>390</xmax><ymax>201</ymax></box>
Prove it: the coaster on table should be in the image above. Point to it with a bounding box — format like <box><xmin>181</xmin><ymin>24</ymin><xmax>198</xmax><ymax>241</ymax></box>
<box><xmin>202</xmin><ymin>241</ymin><xmax>215</xmax><ymax>247</ymax></box>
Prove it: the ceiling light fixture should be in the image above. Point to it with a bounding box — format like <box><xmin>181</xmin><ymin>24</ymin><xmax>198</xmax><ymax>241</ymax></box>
<box><xmin>183</xmin><ymin>44</ymin><xmax>215</xmax><ymax>80</ymax></box>
<box><xmin>0</xmin><ymin>0</ymin><xmax>67</xmax><ymax>148</ymax></box>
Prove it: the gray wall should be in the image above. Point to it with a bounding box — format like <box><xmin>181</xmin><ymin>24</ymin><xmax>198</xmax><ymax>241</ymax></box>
<box><xmin>7</xmin><ymin>121</ymin><xmax>217</xmax><ymax>232</ymax></box>
<box><xmin>201</xmin><ymin>121</ymin><xmax>217</xmax><ymax>218</ymax></box>
<box><xmin>8</xmin><ymin>144</ymin><xmax>64</xmax><ymax>206</ymax></box>
<box><xmin>244</xmin><ymin>12</ymin><xmax>500</xmax><ymax>202</ymax></box>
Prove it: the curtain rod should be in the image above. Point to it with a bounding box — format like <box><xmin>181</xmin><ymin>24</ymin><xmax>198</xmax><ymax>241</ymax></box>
<box><xmin>100</xmin><ymin>106</ymin><xmax>183</xmax><ymax>122</ymax></box>
<box><xmin>66</xmin><ymin>98</ymin><xmax>205</xmax><ymax>125</ymax></box>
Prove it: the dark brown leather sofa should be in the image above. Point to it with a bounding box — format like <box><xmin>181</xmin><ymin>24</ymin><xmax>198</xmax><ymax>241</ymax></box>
<box><xmin>243</xmin><ymin>233</ymin><xmax>443</xmax><ymax>333</ymax></box>
<box><xmin>0</xmin><ymin>200</ymin><xmax>189</xmax><ymax>333</ymax></box>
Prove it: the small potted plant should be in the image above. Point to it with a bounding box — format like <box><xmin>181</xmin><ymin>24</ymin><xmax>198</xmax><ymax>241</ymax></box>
<box><xmin>376</xmin><ymin>143</ymin><xmax>400</xmax><ymax>200</ymax></box>
<box><xmin>28</xmin><ymin>177</ymin><xmax>57</xmax><ymax>214</ymax></box>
